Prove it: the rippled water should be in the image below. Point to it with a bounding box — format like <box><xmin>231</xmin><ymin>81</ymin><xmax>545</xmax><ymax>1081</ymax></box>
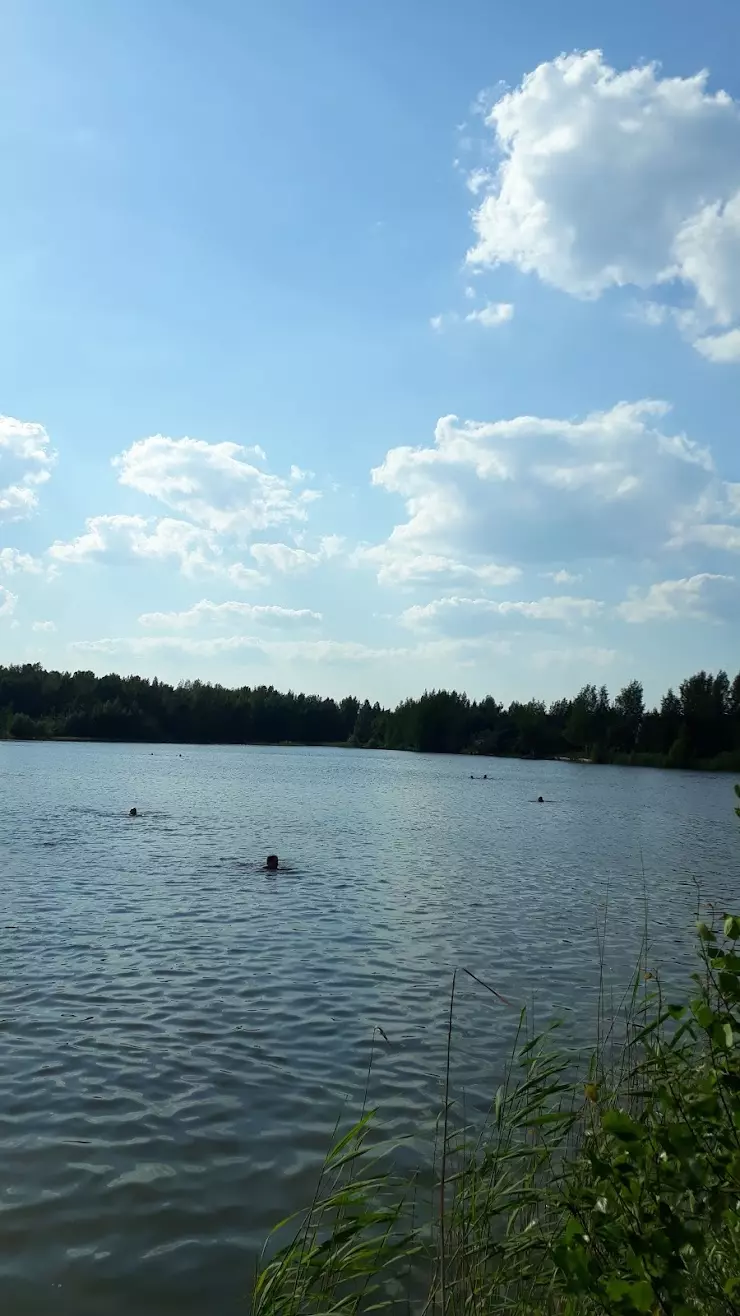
<box><xmin>1</xmin><ymin>742</ymin><xmax>738</xmax><ymax>1313</ymax></box>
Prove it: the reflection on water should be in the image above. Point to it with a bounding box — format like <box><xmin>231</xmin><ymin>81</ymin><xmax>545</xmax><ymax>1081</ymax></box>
<box><xmin>1</xmin><ymin>742</ymin><xmax>738</xmax><ymax>1315</ymax></box>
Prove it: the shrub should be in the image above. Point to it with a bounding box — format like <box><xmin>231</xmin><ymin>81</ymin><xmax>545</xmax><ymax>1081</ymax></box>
<box><xmin>8</xmin><ymin>712</ymin><xmax>40</xmax><ymax>739</ymax></box>
<box><xmin>253</xmin><ymin>911</ymin><xmax>740</xmax><ymax>1315</ymax></box>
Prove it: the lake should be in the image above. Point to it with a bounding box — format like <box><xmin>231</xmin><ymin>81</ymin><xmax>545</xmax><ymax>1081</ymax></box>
<box><xmin>1</xmin><ymin>742</ymin><xmax>738</xmax><ymax>1314</ymax></box>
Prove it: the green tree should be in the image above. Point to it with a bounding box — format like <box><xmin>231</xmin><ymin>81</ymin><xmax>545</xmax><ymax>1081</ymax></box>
<box><xmin>658</xmin><ymin>687</ymin><xmax>683</xmax><ymax>754</ymax></box>
<box><xmin>564</xmin><ymin>684</ymin><xmax>599</xmax><ymax>755</ymax></box>
<box><xmin>9</xmin><ymin>711</ymin><xmax>40</xmax><ymax>739</ymax></box>
<box><xmin>352</xmin><ymin>700</ymin><xmax>375</xmax><ymax>746</ymax></box>
<box><xmin>612</xmin><ymin>679</ymin><xmax>644</xmax><ymax>753</ymax></box>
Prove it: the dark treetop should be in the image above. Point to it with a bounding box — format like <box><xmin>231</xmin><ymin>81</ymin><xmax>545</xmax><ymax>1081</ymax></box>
<box><xmin>2</xmin><ymin>664</ymin><xmax>740</xmax><ymax>769</ymax></box>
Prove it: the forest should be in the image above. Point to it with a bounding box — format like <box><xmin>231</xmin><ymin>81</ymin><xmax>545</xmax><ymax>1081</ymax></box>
<box><xmin>1</xmin><ymin>662</ymin><xmax>740</xmax><ymax>770</ymax></box>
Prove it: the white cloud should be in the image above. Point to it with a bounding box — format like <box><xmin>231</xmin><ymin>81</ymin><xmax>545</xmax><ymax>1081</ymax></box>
<box><xmin>70</xmin><ymin>635</ymin><xmax>408</xmax><ymax>663</ymax></box>
<box><xmin>676</xmin><ymin>523</ymin><xmax>740</xmax><ymax>552</ymax></box>
<box><xmin>0</xmin><ymin>415</ymin><xmax>56</xmax><ymax>521</ymax></box>
<box><xmin>466</xmin><ymin>51</ymin><xmax>740</xmax><ymax>354</ymax></box>
<box><xmin>138</xmin><ymin>599</ymin><xmax>322</xmax><ymax>628</ymax></box>
<box><xmin>0</xmin><ymin>547</ymin><xmax>44</xmax><ymax>575</ymax></box>
<box><xmin>0</xmin><ymin>586</ymin><xmax>18</xmax><ymax>618</ymax></box>
<box><xmin>403</xmin><ymin>594</ymin><xmax>602</xmax><ymax>632</ymax></box>
<box><xmin>48</xmin><ymin>514</ymin><xmax>222</xmax><ymax>576</ymax></box>
<box><xmin>0</xmin><ymin>487</ymin><xmax>39</xmax><ymax>519</ymax></box>
<box><xmin>530</xmin><ymin>646</ymin><xmax>617</xmax><ymax>669</ymax></box>
<box><xmin>114</xmin><ymin>435</ymin><xmax>319</xmax><ymax>536</ymax></box>
<box><xmin>370</xmin><ymin>400</ymin><xmax>717</xmax><ymax>571</ymax></box>
<box><xmin>354</xmin><ymin>543</ymin><xmax>521</xmax><ymax>588</ymax></box>
<box><xmin>48</xmin><ymin>514</ymin><xmax>294</xmax><ymax>590</ymax></box>
<box><xmin>67</xmin><ymin>634</ymin><xmax>511</xmax><ymax>668</ymax></box>
<box><xmin>669</xmin><ymin>479</ymin><xmax>740</xmax><ymax>554</ymax></box>
<box><xmin>464</xmin><ymin>301</ymin><xmax>514</xmax><ymax>327</ymax></box>
<box><xmin>632</xmin><ymin>301</ymin><xmax>671</xmax><ymax>327</ymax></box>
<box><xmin>672</xmin><ymin>192</ymin><xmax>740</xmax><ymax>326</ymax></box>
<box><xmin>32</xmin><ymin>620</ymin><xmax>56</xmax><ymax>632</ymax></box>
<box><xmin>430</xmin><ymin>303</ymin><xmax>514</xmax><ymax>333</ymax></box>
<box><xmin>0</xmin><ymin>416</ymin><xmax>53</xmax><ymax>465</ymax></box>
<box><xmin>542</xmin><ymin>569</ymin><xmax>583</xmax><ymax>584</ymax></box>
<box><xmin>250</xmin><ymin>535</ymin><xmax>344</xmax><ymax>574</ymax></box>
<box><xmin>467</xmin><ymin>168</ymin><xmax>493</xmax><ymax>196</ymax></box>
<box><xmin>224</xmin><ymin>562</ymin><xmax>266</xmax><ymax>589</ymax></box>
<box><xmin>617</xmin><ymin>573</ymin><xmax>734</xmax><ymax>622</ymax></box>
<box><xmin>694</xmin><ymin>328</ymin><xmax>740</xmax><ymax>362</ymax></box>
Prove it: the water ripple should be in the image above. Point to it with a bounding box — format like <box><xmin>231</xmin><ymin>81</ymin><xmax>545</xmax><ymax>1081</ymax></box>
<box><xmin>1</xmin><ymin>742</ymin><xmax>738</xmax><ymax>1314</ymax></box>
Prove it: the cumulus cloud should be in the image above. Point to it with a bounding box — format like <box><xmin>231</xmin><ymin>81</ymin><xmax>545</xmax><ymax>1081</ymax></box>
<box><xmin>677</xmin><ymin>524</ymin><xmax>740</xmax><ymax>552</ymax></box>
<box><xmin>355</xmin><ymin>543</ymin><xmax>521</xmax><ymax>589</ymax></box>
<box><xmin>403</xmin><ymin>594</ymin><xmax>602</xmax><ymax>633</ymax></box>
<box><xmin>430</xmin><ymin>303</ymin><xmax>514</xmax><ymax>332</ymax></box>
<box><xmin>0</xmin><ymin>415</ymin><xmax>56</xmax><ymax>521</ymax></box>
<box><xmin>250</xmin><ymin>536</ymin><xmax>344</xmax><ymax>573</ymax></box>
<box><xmin>464</xmin><ymin>301</ymin><xmax>514</xmax><ymax>327</ymax></box>
<box><xmin>70</xmin><ymin>635</ymin><xmax>409</xmax><ymax>663</ymax></box>
<box><xmin>542</xmin><ymin>569</ymin><xmax>583</xmax><ymax>584</ymax></box>
<box><xmin>224</xmin><ymin>562</ymin><xmax>266</xmax><ymax>589</ymax></box>
<box><xmin>671</xmin><ymin>518</ymin><xmax>737</xmax><ymax>550</ymax></box>
<box><xmin>467</xmin><ymin>51</ymin><xmax>740</xmax><ymax>353</ymax></box>
<box><xmin>0</xmin><ymin>547</ymin><xmax>45</xmax><ymax>575</ymax></box>
<box><xmin>113</xmin><ymin>435</ymin><xmax>319</xmax><ymax>536</ymax></box>
<box><xmin>0</xmin><ymin>585</ymin><xmax>18</xmax><ymax>617</ymax></box>
<box><xmin>49</xmin><ymin>514</ymin><xmax>223</xmax><ymax>575</ymax></box>
<box><xmin>138</xmin><ymin>599</ymin><xmax>322</xmax><ymax>628</ymax></box>
<box><xmin>369</xmin><ymin>400</ymin><xmax>721</xmax><ymax>572</ymax></box>
<box><xmin>694</xmin><ymin>329</ymin><xmax>740</xmax><ymax>362</ymax></box>
<box><xmin>32</xmin><ymin>620</ymin><xmax>56</xmax><ymax>632</ymax></box>
<box><xmin>669</xmin><ymin>480</ymin><xmax>740</xmax><ymax>555</ymax></box>
<box><xmin>49</xmin><ymin>513</ymin><xmax>276</xmax><ymax>592</ymax></box>
<box><xmin>616</xmin><ymin>573</ymin><xmax>734</xmax><ymax>622</ymax></box>
<box><xmin>68</xmin><ymin>634</ymin><xmax>511</xmax><ymax>667</ymax></box>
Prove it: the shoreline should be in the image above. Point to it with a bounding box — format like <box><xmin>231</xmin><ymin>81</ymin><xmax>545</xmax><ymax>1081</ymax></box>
<box><xmin>1</xmin><ymin>734</ymin><xmax>737</xmax><ymax>772</ymax></box>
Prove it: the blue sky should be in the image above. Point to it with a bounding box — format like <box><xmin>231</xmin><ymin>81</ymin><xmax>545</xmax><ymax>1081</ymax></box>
<box><xmin>2</xmin><ymin>0</ymin><xmax>740</xmax><ymax>706</ymax></box>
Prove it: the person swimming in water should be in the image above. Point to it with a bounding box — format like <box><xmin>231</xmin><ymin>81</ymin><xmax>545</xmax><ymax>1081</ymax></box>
<box><xmin>266</xmin><ymin>854</ymin><xmax>279</xmax><ymax>871</ymax></box>
<box><xmin>129</xmin><ymin>807</ymin><xmax>137</xmax><ymax>817</ymax></box>
<box><xmin>537</xmin><ymin>796</ymin><xmax>544</xmax><ymax>803</ymax></box>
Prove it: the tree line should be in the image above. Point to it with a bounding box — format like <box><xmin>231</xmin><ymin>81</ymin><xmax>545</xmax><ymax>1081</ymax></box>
<box><xmin>1</xmin><ymin>662</ymin><xmax>740</xmax><ymax>769</ymax></box>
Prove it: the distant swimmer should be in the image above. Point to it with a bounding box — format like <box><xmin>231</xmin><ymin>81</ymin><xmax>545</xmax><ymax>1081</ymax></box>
<box><xmin>537</xmin><ymin>796</ymin><xmax>544</xmax><ymax>804</ymax></box>
<box><xmin>129</xmin><ymin>807</ymin><xmax>138</xmax><ymax>817</ymax></box>
<box><xmin>483</xmin><ymin>774</ymin><xmax>487</xmax><ymax>780</ymax></box>
<box><xmin>266</xmin><ymin>854</ymin><xmax>279</xmax><ymax>871</ymax></box>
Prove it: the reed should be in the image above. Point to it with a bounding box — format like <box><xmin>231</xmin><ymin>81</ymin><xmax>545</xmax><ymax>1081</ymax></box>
<box><xmin>253</xmin><ymin>874</ymin><xmax>740</xmax><ymax>1313</ymax></box>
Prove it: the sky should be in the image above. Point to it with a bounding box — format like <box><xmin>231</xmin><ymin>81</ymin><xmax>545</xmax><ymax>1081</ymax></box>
<box><xmin>2</xmin><ymin>0</ymin><xmax>740</xmax><ymax>708</ymax></box>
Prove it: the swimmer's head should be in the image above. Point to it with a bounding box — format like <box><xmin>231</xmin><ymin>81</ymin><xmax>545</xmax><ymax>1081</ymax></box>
<box><xmin>129</xmin><ymin>807</ymin><xmax>137</xmax><ymax>817</ymax></box>
<box><xmin>266</xmin><ymin>854</ymin><xmax>279</xmax><ymax>871</ymax></box>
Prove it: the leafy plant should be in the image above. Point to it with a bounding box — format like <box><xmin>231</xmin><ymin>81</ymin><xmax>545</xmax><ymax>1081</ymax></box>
<box><xmin>253</xmin><ymin>907</ymin><xmax>740</xmax><ymax>1315</ymax></box>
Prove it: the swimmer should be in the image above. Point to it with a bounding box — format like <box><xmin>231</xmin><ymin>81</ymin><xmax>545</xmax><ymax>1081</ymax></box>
<box><xmin>537</xmin><ymin>796</ymin><xmax>544</xmax><ymax>803</ymax></box>
<box><xmin>129</xmin><ymin>807</ymin><xmax>137</xmax><ymax>817</ymax></box>
<box><xmin>266</xmin><ymin>854</ymin><xmax>279</xmax><ymax>871</ymax></box>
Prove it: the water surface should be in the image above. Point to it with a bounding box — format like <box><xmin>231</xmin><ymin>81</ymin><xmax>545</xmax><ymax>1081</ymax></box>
<box><xmin>1</xmin><ymin>743</ymin><xmax>738</xmax><ymax>1314</ymax></box>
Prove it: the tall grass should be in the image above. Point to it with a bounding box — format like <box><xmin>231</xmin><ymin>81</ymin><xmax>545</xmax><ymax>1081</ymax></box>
<box><xmin>253</xmin><ymin>872</ymin><xmax>740</xmax><ymax>1312</ymax></box>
